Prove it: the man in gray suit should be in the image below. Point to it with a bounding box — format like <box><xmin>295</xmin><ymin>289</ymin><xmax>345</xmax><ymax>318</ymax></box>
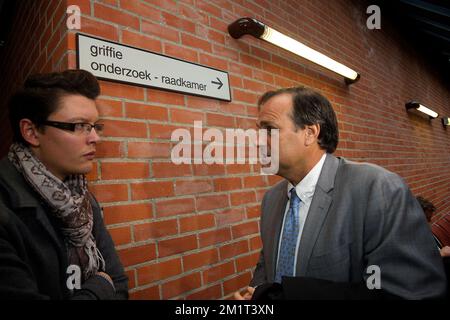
<box><xmin>235</xmin><ymin>87</ymin><xmax>446</xmax><ymax>300</ymax></box>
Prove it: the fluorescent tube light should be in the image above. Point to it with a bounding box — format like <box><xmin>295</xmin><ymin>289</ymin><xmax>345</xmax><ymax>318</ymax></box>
<box><xmin>228</xmin><ymin>17</ymin><xmax>360</xmax><ymax>84</ymax></box>
<box><xmin>405</xmin><ymin>101</ymin><xmax>438</xmax><ymax>119</ymax></box>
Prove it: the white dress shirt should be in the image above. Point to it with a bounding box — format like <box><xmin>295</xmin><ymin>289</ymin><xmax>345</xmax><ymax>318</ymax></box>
<box><xmin>276</xmin><ymin>153</ymin><xmax>327</xmax><ymax>276</ymax></box>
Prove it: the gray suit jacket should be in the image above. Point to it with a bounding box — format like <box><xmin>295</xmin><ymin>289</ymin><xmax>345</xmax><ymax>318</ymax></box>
<box><xmin>251</xmin><ymin>153</ymin><xmax>446</xmax><ymax>299</ymax></box>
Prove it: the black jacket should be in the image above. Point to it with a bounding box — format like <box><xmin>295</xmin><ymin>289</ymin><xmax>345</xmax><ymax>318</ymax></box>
<box><xmin>0</xmin><ymin>158</ymin><xmax>128</xmax><ymax>299</ymax></box>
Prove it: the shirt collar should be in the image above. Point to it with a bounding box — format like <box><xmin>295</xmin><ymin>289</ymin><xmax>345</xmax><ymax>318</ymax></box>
<box><xmin>287</xmin><ymin>153</ymin><xmax>327</xmax><ymax>202</ymax></box>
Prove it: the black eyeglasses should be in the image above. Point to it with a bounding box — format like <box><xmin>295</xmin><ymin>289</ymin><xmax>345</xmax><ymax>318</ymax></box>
<box><xmin>42</xmin><ymin>120</ymin><xmax>105</xmax><ymax>136</ymax></box>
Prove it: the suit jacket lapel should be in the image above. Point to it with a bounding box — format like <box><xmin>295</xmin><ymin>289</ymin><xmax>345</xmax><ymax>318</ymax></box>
<box><xmin>264</xmin><ymin>181</ymin><xmax>288</xmax><ymax>282</ymax></box>
<box><xmin>296</xmin><ymin>153</ymin><xmax>339</xmax><ymax>276</ymax></box>
<box><xmin>14</xmin><ymin>202</ymin><xmax>65</xmax><ymax>255</ymax></box>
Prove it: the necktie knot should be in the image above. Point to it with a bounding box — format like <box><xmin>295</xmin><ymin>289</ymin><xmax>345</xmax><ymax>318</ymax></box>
<box><xmin>289</xmin><ymin>188</ymin><xmax>301</xmax><ymax>208</ymax></box>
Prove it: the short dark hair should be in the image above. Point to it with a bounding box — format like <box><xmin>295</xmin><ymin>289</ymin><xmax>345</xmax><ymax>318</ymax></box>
<box><xmin>416</xmin><ymin>196</ymin><xmax>436</xmax><ymax>222</ymax></box>
<box><xmin>8</xmin><ymin>69</ymin><xmax>100</xmax><ymax>145</ymax></box>
<box><xmin>258</xmin><ymin>86</ymin><xmax>339</xmax><ymax>153</ymax></box>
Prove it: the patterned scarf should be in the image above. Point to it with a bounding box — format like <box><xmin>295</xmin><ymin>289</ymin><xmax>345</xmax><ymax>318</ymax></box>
<box><xmin>8</xmin><ymin>142</ymin><xmax>105</xmax><ymax>282</ymax></box>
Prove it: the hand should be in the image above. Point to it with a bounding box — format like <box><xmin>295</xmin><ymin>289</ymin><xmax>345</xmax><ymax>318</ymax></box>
<box><xmin>440</xmin><ymin>246</ymin><xmax>450</xmax><ymax>257</ymax></box>
<box><xmin>233</xmin><ymin>286</ymin><xmax>255</xmax><ymax>300</ymax></box>
<box><xmin>96</xmin><ymin>271</ymin><xmax>114</xmax><ymax>288</ymax></box>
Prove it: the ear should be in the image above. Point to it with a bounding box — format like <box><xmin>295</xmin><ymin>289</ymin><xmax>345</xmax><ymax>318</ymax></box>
<box><xmin>304</xmin><ymin>123</ymin><xmax>320</xmax><ymax>146</ymax></box>
<box><xmin>19</xmin><ymin>119</ymin><xmax>41</xmax><ymax>147</ymax></box>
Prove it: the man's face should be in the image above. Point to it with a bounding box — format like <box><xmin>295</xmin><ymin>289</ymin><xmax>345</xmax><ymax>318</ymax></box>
<box><xmin>256</xmin><ymin>93</ymin><xmax>309</xmax><ymax>178</ymax></box>
<box><xmin>33</xmin><ymin>94</ymin><xmax>100</xmax><ymax>180</ymax></box>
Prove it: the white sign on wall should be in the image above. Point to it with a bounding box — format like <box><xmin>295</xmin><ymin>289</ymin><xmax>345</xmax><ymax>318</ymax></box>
<box><xmin>77</xmin><ymin>33</ymin><xmax>231</xmax><ymax>101</ymax></box>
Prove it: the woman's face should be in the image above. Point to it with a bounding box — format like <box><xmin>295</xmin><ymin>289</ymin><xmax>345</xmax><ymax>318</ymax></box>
<box><xmin>33</xmin><ymin>94</ymin><xmax>101</xmax><ymax>180</ymax></box>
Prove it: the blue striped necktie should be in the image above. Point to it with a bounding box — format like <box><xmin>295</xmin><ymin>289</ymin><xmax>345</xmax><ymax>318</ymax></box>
<box><xmin>275</xmin><ymin>188</ymin><xmax>301</xmax><ymax>283</ymax></box>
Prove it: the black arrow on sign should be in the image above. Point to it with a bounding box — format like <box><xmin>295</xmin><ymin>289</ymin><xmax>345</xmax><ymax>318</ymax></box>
<box><xmin>211</xmin><ymin>77</ymin><xmax>223</xmax><ymax>90</ymax></box>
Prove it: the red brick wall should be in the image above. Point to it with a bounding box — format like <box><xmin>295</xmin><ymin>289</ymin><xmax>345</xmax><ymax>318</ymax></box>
<box><xmin>0</xmin><ymin>0</ymin><xmax>70</xmax><ymax>156</ymax></box>
<box><xmin>1</xmin><ymin>0</ymin><xmax>449</xmax><ymax>299</ymax></box>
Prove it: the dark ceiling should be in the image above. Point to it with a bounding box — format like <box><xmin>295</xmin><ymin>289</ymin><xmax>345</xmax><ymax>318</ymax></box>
<box><xmin>380</xmin><ymin>0</ymin><xmax>450</xmax><ymax>79</ymax></box>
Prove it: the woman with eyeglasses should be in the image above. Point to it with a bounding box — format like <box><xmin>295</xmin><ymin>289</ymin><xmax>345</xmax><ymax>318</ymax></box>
<box><xmin>0</xmin><ymin>69</ymin><xmax>128</xmax><ymax>299</ymax></box>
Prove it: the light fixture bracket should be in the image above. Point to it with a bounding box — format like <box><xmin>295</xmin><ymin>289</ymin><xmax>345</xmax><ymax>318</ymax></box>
<box><xmin>228</xmin><ymin>17</ymin><xmax>265</xmax><ymax>39</ymax></box>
